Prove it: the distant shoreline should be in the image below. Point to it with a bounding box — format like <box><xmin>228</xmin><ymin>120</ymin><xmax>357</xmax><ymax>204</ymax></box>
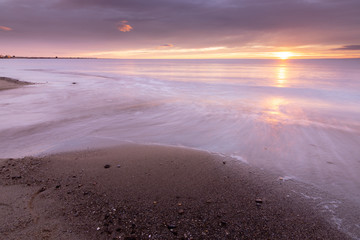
<box><xmin>0</xmin><ymin>57</ymin><xmax>97</xmax><ymax>59</ymax></box>
<box><xmin>1</xmin><ymin>57</ymin><xmax>360</xmax><ymax>60</ymax></box>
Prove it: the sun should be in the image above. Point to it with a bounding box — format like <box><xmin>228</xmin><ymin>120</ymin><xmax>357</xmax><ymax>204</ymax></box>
<box><xmin>275</xmin><ymin>52</ymin><xmax>293</xmax><ymax>60</ymax></box>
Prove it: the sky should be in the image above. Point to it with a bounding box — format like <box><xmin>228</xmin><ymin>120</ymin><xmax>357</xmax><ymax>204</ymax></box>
<box><xmin>1</xmin><ymin>0</ymin><xmax>360</xmax><ymax>59</ymax></box>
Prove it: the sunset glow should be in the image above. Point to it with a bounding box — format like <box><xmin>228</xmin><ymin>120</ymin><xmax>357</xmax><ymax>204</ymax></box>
<box><xmin>275</xmin><ymin>52</ymin><xmax>293</xmax><ymax>60</ymax></box>
<box><xmin>1</xmin><ymin>0</ymin><xmax>360</xmax><ymax>58</ymax></box>
<box><xmin>1</xmin><ymin>1</ymin><xmax>360</xmax><ymax>239</ymax></box>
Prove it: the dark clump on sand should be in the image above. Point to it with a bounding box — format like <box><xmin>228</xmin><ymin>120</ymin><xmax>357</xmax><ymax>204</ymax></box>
<box><xmin>0</xmin><ymin>144</ymin><xmax>350</xmax><ymax>239</ymax></box>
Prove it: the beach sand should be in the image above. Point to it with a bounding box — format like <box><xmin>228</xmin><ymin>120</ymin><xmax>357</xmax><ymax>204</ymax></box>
<box><xmin>0</xmin><ymin>77</ymin><xmax>32</xmax><ymax>90</ymax></box>
<box><xmin>0</xmin><ymin>144</ymin><xmax>349</xmax><ymax>239</ymax></box>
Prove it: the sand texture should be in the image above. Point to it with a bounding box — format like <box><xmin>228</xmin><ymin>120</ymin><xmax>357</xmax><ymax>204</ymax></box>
<box><xmin>0</xmin><ymin>77</ymin><xmax>32</xmax><ymax>90</ymax></box>
<box><xmin>0</xmin><ymin>144</ymin><xmax>350</xmax><ymax>239</ymax></box>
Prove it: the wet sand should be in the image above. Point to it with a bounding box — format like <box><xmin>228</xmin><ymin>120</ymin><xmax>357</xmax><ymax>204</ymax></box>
<box><xmin>0</xmin><ymin>77</ymin><xmax>32</xmax><ymax>90</ymax></box>
<box><xmin>0</xmin><ymin>144</ymin><xmax>350</xmax><ymax>239</ymax></box>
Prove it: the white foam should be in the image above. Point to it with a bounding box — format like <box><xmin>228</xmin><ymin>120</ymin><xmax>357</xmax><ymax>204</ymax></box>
<box><xmin>230</xmin><ymin>154</ymin><xmax>248</xmax><ymax>164</ymax></box>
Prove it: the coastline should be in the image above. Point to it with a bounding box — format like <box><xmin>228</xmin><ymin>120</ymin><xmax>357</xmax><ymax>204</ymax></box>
<box><xmin>0</xmin><ymin>76</ymin><xmax>32</xmax><ymax>90</ymax></box>
<box><xmin>0</xmin><ymin>144</ymin><xmax>350</xmax><ymax>239</ymax></box>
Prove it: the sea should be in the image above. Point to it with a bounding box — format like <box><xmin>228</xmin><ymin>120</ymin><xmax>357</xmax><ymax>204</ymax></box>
<box><xmin>1</xmin><ymin>59</ymin><xmax>360</xmax><ymax>238</ymax></box>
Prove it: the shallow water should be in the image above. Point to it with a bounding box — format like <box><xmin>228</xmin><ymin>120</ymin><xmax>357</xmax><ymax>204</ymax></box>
<box><xmin>1</xmin><ymin>59</ymin><xmax>360</xmax><ymax>206</ymax></box>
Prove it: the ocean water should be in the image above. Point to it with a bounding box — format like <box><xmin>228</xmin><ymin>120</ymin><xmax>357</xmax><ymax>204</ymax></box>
<box><xmin>1</xmin><ymin>59</ymin><xmax>360</xmax><ymax>236</ymax></box>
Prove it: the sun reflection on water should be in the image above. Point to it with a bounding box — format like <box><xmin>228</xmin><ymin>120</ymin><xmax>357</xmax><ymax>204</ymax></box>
<box><xmin>276</xmin><ymin>65</ymin><xmax>287</xmax><ymax>87</ymax></box>
<box><xmin>262</xmin><ymin>97</ymin><xmax>288</xmax><ymax>124</ymax></box>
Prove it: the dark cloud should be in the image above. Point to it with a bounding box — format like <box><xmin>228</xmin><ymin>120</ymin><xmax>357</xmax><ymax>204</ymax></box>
<box><xmin>1</xmin><ymin>0</ymin><xmax>360</xmax><ymax>55</ymax></box>
<box><xmin>160</xmin><ymin>44</ymin><xmax>174</xmax><ymax>47</ymax></box>
<box><xmin>333</xmin><ymin>45</ymin><xmax>360</xmax><ymax>50</ymax></box>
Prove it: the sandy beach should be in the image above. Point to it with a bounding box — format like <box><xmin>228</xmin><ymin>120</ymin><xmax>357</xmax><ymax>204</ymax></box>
<box><xmin>0</xmin><ymin>77</ymin><xmax>32</xmax><ymax>90</ymax></box>
<box><xmin>0</xmin><ymin>144</ymin><xmax>350</xmax><ymax>239</ymax></box>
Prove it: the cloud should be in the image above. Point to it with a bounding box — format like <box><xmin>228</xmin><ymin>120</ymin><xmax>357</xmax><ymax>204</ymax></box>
<box><xmin>157</xmin><ymin>44</ymin><xmax>174</xmax><ymax>49</ymax></box>
<box><xmin>333</xmin><ymin>45</ymin><xmax>360</xmax><ymax>51</ymax></box>
<box><xmin>117</xmin><ymin>20</ymin><xmax>133</xmax><ymax>32</ymax></box>
<box><xmin>0</xmin><ymin>25</ymin><xmax>12</xmax><ymax>31</ymax></box>
<box><xmin>2</xmin><ymin>0</ymin><xmax>360</xmax><ymax>57</ymax></box>
<box><xmin>88</xmin><ymin>46</ymin><xmax>227</xmax><ymax>57</ymax></box>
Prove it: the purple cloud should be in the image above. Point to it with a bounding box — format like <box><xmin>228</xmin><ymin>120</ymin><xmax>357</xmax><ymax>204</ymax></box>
<box><xmin>1</xmin><ymin>0</ymin><xmax>360</xmax><ymax>56</ymax></box>
<box><xmin>333</xmin><ymin>45</ymin><xmax>360</xmax><ymax>50</ymax></box>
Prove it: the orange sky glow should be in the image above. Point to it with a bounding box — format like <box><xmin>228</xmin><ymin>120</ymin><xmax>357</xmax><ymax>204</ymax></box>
<box><xmin>1</xmin><ymin>0</ymin><xmax>360</xmax><ymax>59</ymax></box>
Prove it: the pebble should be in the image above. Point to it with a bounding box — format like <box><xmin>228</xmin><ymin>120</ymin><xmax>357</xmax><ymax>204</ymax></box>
<box><xmin>104</xmin><ymin>164</ymin><xmax>111</xmax><ymax>169</ymax></box>
<box><xmin>178</xmin><ymin>209</ymin><xmax>184</xmax><ymax>214</ymax></box>
<box><xmin>169</xmin><ymin>229</ymin><xmax>178</xmax><ymax>236</ymax></box>
<box><xmin>255</xmin><ymin>198</ymin><xmax>263</xmax><ymax>206</ymax></box>
<box><xmin>167</xmin><ymin>224</ymin><xmax>176</xmax><ymax>229</ymax></box>
<box><xmin>220</xmin><ymin>221</ymin><xmax>227</xmax><ymax>227</ymax></box>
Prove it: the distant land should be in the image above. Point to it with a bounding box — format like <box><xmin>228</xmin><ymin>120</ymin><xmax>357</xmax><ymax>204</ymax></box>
<box><xmin>0</xmin><ymin>55</ymin><xmax>96</xmax><ymax>59</ymax></box>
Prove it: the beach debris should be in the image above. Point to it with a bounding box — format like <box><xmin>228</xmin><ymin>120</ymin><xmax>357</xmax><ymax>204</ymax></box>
<box><xmin>219</xmin><ymin>221</ymin><xmax>227</xmax><ymax>227</ymax></box>
<box><xmin>124</xmin><ymin>237</ymin><xmax>136</xmax><ymax>240</ymax></box>
<box><xmin>153</xmin><ymin>201</ymin><xmax>157</xmax><ymax>205</ymax></box>
<box><xmin>104</xmin><ymin>164</ymin><xmax>111</xmax><ymax>169</ymax></box>
<box><xmin>177</xmin><ymin>202</ymin><xmax>182</xmax><ymax>206</ymax></box>
<box><xmin>96</xmin><ymin>227</ymin><xmax>100</xmax><ymax>231</ymax></box>
<box><xmin>278</xmin><ymin>176</ymin><xmax>293</xmax><ymax>181</ymax></box>
<box><xmin>223</xmin><ymin>161</ymin><xmax>226</xmax><ymax>165</ymax></box>
<box><xmin>72</xmin><ymin>82</ymin><xmax>77</xmax><ymax>84</ymax></box>
<box><xmin>39</xmin><ymin>186</ymin><xmax>46</xmax><ymax>193</ymax></box>
<box><xmin>167</xmin><ymin>224</ymin><xmax>177</xmax><ymax>229</ymax></box>
<box><xmin>170</xmin><ymin>230</ymin><xmax>178</xmax><ymax>236</ymax></box>
<box><xmin>178</xmin><ymin>209</ymin><xmax>184</xmax><ymax>215</ymax></box>
<box><xmin>167</xmin><ymin>224</ymin><xmax>178</xmax><ymax>235</ymax></box>
<box><xmin>255</xmin><ymin>198</ymin><xmax>263</xmax><ymax>206</ymax></box>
